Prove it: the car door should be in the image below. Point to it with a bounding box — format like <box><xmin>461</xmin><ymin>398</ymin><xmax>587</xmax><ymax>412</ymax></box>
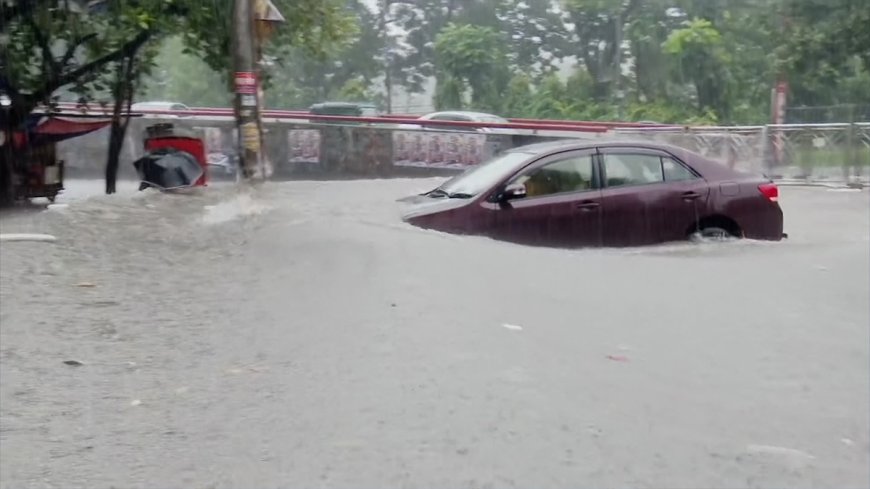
<box><xmin>487</xmin><ymin>150</ymin><xmax>602</xmax><ymax>247</ymax></box>
<box><xmin>598</xmin><ymin>147</ymin><xmax>710</xmax><ymax>246</ymax></box>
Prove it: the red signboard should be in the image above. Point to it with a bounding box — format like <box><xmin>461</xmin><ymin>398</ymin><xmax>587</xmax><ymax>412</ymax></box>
<box><xmin>234</xmin><ymin>72</ymin><xmax>257</xmax><ymax>94</ymax></box>
<box><xmin>773</xmin><ymin>79</ymin><xmax>788</xmax><ymax>125</ymax></box>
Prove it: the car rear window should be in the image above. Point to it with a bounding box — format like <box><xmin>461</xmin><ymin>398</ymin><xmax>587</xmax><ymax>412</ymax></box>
<box><xmin>662</xmin><ymin>157</ymin><xmax>697</xmax><ymax>181</ymax></box>
<box><xmin>603</xmin><ymin>154</ymin><xmax>664</xmax><ymax>187</ymax></box>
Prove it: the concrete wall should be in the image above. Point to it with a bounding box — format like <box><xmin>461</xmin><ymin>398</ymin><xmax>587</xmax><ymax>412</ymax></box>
<box><xmin>57</xmin><ymin>118</ymin><xmax>547</xmax><ymax>180</ymax></box>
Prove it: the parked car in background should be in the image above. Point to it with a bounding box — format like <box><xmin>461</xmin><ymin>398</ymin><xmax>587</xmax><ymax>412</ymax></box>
<box><xmin>400</xmin><ymin>139</ymin><xmax>785</xmax><ymax>248</ymax></box>
<box><xmin>417</xmin><ymin>111</ymin><xmax>516</xmax><ymax>159</ymax></box>
<box><xmin>309</xmin><ymin>102</ymin><xmax>380</xmax><ymax>123</ymax></box>
<box><xmin>418</xmin><ymin>111</ymin><xmax>512</xmax><ymax>134</ymax></box>
<box><xmin>131</xmin><ymin>101</ymin><xmax>191</xmax><ymax>116</ymax></box>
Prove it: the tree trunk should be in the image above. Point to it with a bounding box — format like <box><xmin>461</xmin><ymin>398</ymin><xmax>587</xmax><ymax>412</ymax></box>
<box><xmin>106</xmin><ymin>62</ymin><xmax>125</xmax><ymax>194</ymax></box>
<box><xmin>0</xmin><ymin>145</ymin><xmax>15</xmax><ymax>206</ymax></box>
<box><xmin>105</xmin><ymin>51</ymin><xmax>139</xmax><ymax>194</ymax></box>
<box><xmin>1</xmin><ymin>110</ymin><xmax>21</xmax><ymax>206</ymax></box>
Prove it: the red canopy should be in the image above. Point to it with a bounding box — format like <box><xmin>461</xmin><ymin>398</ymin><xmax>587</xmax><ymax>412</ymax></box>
<box><xmin>11</xmin><ymin>113</ymin><xmax>115</xmax><ymax>149</ymax></box>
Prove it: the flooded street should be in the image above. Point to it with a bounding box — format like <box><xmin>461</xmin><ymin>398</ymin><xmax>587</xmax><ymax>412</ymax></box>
<box><xmin>1</xmin><ymin>179</ymin><xmax>868</xmax><ymax>488</ymax></box>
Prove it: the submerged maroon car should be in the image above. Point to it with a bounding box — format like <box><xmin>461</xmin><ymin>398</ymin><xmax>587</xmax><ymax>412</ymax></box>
<box><xmin>400</xmin><ymin>140</ymin><xmax>785</xmax><ymax>247</ymax></box>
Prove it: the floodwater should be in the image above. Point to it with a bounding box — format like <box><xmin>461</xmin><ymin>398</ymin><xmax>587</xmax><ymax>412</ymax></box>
<box><xmin>1</xmin><ymin>179</ymin><xmax>868</xmax><ymax>488</ymax></box>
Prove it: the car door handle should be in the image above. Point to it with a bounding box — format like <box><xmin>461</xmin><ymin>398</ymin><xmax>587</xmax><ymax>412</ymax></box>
<box><xmin>576</xmin><ymin>200</ymin><xmax>600</xmax><ymax>211</ymax></box>
<box><xmin>681</xmin><ymin>191</ymin><xmax>701</xmax><ymax>201</ymax></box>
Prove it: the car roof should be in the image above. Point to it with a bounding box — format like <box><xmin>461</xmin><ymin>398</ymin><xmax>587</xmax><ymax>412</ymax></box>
<box><xmin>422</xmin><ymin>111</ymin><xmax>506</xmax><ymax>120</ymax></box>
<box><xmin>132</xmin><ymin>101</ymin><xmax>187</xmax><ymax>109</ymax></box>
<box><xmin>507</xmin><ymin>138</ymin><xmax>689</xmax><ymax>154</ymax></box>
<box><xmin>506</xmin><ymin>138</ymin><xmax>741</xmax><ymax>180</ymax></box>
<box><xmin>311</xmin><ymin>102</ymin><xmax>376</xmax><ymax>109</ymax></box>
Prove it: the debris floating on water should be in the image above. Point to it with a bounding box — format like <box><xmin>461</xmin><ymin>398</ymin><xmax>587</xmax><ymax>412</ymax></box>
<box><xmin>501</xmin><ymin>323</ymin><xmax>523</xmax><ymax>331</ymax></box>
<box><xmin>63</xmin><ymin>360</ymin><xmax>84</xmax><ymax>367</ymax></box>
<box><xmin>130</xmin><ymin>399</ymin><xmax>142</xmax><ymax>407</ymax></box>
<box><xmin>0</xmin><ymin>233</ymin><xmax>57</xmax><ymax>243</ymax></box>
<box><xmin>606</xmin><ymin>354</ymin><xmax>630</xmax><ymax>362</ymax></box>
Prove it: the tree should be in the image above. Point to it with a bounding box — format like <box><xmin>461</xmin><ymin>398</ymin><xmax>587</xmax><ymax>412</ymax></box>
<box><xmin>0</xmin><ymin>0</ymin><xmax>176</xmax><ymax>130</ymax></box>
<box><xmin>503</xmin><ymin>73</ymin><xmax>533</xmax><ymax>117</ymax></box>
<box><xmin>0</xmin><ymin>0</ymin><xmax>185</xmax><ymax>198</ymax></box>
<box><xmin>496</xmin><ymin>0</ymin><xmax>569</xmax><ymax>77</ymax></box>
<box><xmin>0</xmin><ymin>0</ymin><xmax>355</xmax><ymax>199</ymax></box>
<box><xmin>181</xmin><ymin>0</ymin><xmax>355</xmax><ymax>88</ymax></box>
<box><xmin>776</xmin><ymin>0</ymin><xmax>870</xmax><ymax>107</ymax></box>
<box><xmin>140</xmin><ymin>36</ymin><xmax>230</xmax><ymax>107</ymax></box>
<box><xmin>337</xmin><ymin>77</ymin><xmax>376</xmax><ymax>102</ymax></box>
<box><xmin>434</xmin><ymin>23</ymin><xmax>510</xmax><ymax>112</ymax></box>
<box><xmin>663</xmin><ymin>18</ymin><xmax>732</xmax><ymax>119</ymax></box>
<box><xmin>562</xmin><ymin>0</ymin><xmax>640</xmax><ymax>101</ymax></box>
<box><xmin>624</xmin><ymin>0</ymin><xmax>676</xmax><ymax>103</ymax></box>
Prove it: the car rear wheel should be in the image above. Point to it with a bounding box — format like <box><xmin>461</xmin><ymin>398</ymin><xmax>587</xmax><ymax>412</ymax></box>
<box><xmin>688</xmin><ymin>215</ymin><xmax>742</xmax><ymax>243</ymax></box>
<box><xmin>690</xmin><ymin>225</ymin><xmax>739</xmax><ymax>243</ymax></box>
<box><xmin>700</xmin><ymin>226</ymin><xmax>734</xmax><ymax>239</ymax></box>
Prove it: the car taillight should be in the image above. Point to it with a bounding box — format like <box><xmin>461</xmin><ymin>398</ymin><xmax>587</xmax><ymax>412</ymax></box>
<box><xmin>758</xmin><ymin>182</ymin><xmax>779</xmax><ymax>202</ymax></box>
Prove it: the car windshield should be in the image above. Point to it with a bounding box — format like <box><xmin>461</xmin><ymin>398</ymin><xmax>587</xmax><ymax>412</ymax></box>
<box><xmin>436</xmin><ymin>151</ymin><xmax>532</xmax><ymax>196</ymax></box>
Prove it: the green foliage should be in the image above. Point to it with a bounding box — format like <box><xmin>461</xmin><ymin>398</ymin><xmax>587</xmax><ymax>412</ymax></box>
<box><xmin>434</xmin><ymin>23</ymin><xmax>509</xmax><ymax>112</ymax></box>
<box><xmin>5</xmin><ymin>0</ymin><xmax>867</xmax><ymax>129</ymax></box>
<box><xmin>0</xmin><ymin>0</ymin><xmax>179</xmax><ymax>120</ymax></box>
<box><xmin>503</xmin><ymin>74</ymin><xmax>533</xmax><ymax>117</ymax></box>
<box><xmin>180</xmin><ymin>0</ymin><xmax>355</xmax><ymax>84</ymax></box>
<box><xmin>776</xmin><ymin>0</ymin><xmax>870</xmax><ymax>107</ymax></box>
<box><xmin>337</xmin><ymin>78</ymin><xmax>374</xmax><ymax>103</ymax></box>
<box><xmin>139</xmin><ymin>37</ymin><xmax>230</xmax><ymax>107</ymax></box>
<box><xmin>433</xmin><ymin>75</ymin><xmax>464</xmax><ymax>111</ymax></box>
<box><xmin>663</xmin><ymin>18</ymin><xmax>732</xmax><ymax>117</ymax></box>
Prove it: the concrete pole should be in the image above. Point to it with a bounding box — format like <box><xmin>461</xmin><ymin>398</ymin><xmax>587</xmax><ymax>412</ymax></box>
<box><xmin>379</xmin><ymin>0</ymin><xmax>392</xmax><ymax>114</ymax></box>
<box><xmin>232</xmin><ymin>0</ymin><xmax>264</xmax><ymax>180</ymax></box>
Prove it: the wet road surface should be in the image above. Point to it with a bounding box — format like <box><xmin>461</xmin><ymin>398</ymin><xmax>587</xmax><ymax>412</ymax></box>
<box><xmin>1</xmin><ymin>180</ymin><xmax>868</xmax><ymax>488</ymax></box>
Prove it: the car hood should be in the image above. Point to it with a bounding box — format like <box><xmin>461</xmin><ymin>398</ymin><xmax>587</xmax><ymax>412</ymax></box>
<box><xmin>397</xmin><ymin>194</ymin><xmax>473</xmax><ymax>220</ymax></box>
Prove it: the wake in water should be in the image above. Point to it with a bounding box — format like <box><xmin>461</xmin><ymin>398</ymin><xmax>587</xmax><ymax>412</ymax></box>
<box><xmin>202</xmin><ymin>191</ymin><xmax>272</xmax><ymax>225</ymax></box>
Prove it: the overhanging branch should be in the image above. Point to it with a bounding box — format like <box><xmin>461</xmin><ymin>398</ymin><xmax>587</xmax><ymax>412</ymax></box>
<box><xmin>60</xmin><ymin>33</ymin><xmax>99</xmax><ymax>68</ymax></box>
<box><xmin>29</xmin><ymin>28</ymin><xmax>152</xmax><ymax>104</ymax></box>
<box><xmin>26</xmin><ymin>16</ymin><xmax>61</xmax><ymax>77</ymax></box>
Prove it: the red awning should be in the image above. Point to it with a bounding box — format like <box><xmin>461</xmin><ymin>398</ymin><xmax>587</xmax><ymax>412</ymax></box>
<box><xmin>12</xmin><ymin>113</ymin><xmax>114</xmax><ymax>149</ymax></box>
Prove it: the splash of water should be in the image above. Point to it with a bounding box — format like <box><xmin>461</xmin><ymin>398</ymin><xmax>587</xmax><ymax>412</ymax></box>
<box><xmin>201</xmin><ymin>191</ymin><xmax>271</xmax><ymax>224</ymax></box>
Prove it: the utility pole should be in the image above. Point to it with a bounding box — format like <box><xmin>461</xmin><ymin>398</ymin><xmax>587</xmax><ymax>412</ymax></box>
<box><xmin>231</xmin><ymin>0</ymin><xmax>264</xmax><ymax>180</ymax></box>
<box><xmin>379</xmin><ymin>0</ymin><xmax>392</xmax><ymax>113</ymax></box>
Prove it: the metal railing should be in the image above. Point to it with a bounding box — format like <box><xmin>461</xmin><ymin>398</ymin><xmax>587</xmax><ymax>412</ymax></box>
<box><xmin>615</xmin><ymin>123</ymin><xmax>870</xmax><ymax>182</ymax></box>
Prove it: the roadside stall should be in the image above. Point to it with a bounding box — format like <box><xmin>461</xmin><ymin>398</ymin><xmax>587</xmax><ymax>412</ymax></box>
<box><xmin>3</xmin><ymin>112</ymin><xmax>116</xmax><ymax>202</ymax></box>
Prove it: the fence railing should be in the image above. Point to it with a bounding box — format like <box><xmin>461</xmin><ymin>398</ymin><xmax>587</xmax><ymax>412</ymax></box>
<box><xmin>615</xmin><ymin>123</ymin><xmax>870</xmax><ymax>182</ymax></box>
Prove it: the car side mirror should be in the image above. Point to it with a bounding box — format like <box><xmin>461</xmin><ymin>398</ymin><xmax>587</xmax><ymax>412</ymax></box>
<box><xmin>499</xmin><ymin>183</ymin><xmax>527</xmax><ymax>202</ymax></box>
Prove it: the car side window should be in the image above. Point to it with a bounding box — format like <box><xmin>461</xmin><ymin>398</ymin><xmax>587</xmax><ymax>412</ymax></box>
<box><xmin>511</xmin><ymin>155</ymin><xmax>594</xmax><ymax>198</ymax></box>
<box><xmin>602</xmin><ymin>153</ymin><xmax>664</xmax><ymax>187</ymax></box>
<box><xmin>662</xmin><ymin>157</ymin><xmax>697</xmax><ymax>181</ymax></box>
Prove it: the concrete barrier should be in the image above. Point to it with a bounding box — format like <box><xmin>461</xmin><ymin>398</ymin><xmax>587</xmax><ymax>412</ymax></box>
<box><xmin>57</xmin><ymin>117</ymin><xmax>574</xmax><ymax>180</ymax></box>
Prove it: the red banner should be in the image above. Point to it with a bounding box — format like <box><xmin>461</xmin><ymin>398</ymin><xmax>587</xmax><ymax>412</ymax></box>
<box><xmin>234</xmin><ymin>72</ymin><xmax>257</xmax><ymax>94</ymax></box>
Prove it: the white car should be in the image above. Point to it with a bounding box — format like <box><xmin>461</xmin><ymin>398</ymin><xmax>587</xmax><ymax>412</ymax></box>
<box><xmin>131</xmin><ymin>101</ymin><xmax>191</xmax><ymax>117</ymax></box>
<box><xmin>418</xmin><ymin>111</ymin><xmax>513</xmax><ymax>134</ymax></box>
